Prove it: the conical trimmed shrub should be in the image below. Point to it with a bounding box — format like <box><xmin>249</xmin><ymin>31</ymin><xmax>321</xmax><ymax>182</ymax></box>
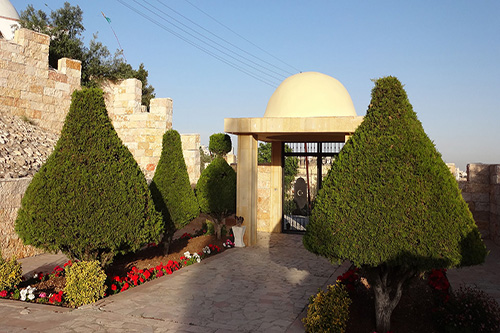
<box><xmin>15</xmin><ymin>88</ymin><xmax>163</xmax><ymax>266</ymax></box>
<box><xmin>150</xmin><ymin>129</ymin><xmax>200</xmax><ymax>250</ymax></box>
<box><xmin>303</xmin><ymin>76</ymin><xmax>487</xmax><ymax>332</ymax></box>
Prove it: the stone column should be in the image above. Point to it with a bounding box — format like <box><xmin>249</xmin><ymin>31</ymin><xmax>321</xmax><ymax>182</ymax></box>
<box><xmin>270</xmin><ymin>142</ymin><xmax>283</xmax><ymax>232</ymax></box>
<box><xmin>236</xmin><ymin>135</ymin><xmax>258</xmax><ymax>246</ymax></box>
<box><xmin>181</xmin><ymin>133</ymin><xmax>201</xmax><ymax>186</ymax></box>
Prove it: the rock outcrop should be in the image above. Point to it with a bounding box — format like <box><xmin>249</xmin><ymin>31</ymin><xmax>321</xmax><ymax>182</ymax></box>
<box><xmin>0</xmin><ymin>113</ymin><xmax>58</xmax><ymax>179</ymax></box>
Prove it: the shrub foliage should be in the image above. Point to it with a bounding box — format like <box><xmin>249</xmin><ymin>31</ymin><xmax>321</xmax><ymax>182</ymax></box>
<box><xmin>209</xmin><ymin>133</ymin><xmax>232</xmax><ymax>157</ymax></box>
<box><xmin>434</xmin><ymin>285</ymin><xmax>500</xmax><ymax>333</ymax></box>
<box><xmin>0</xmin><ymin>252</ymin><xmax>22</xmax><ymax>291</ymax></box>
<box><xmin>15</xmin><ymin>88</ymin><xmax>163</xmax><ymax>266</ymax></box>
<box><xmin>150</xmin><ymin>129</ymin><xmax>200</xmax><ymax>251</ymax></box>
<box><xmin>303</xmin><ymin>76</ymin><xmax>487</xmax><ymax>332</ymax></box>
<box><xmin>196</xmin><ymin>156</ymin><xmax>236</xmax><ymax>238</ymax></box>
<box><xmin>302</xmin><ymin>283</ymin><xmax>351</xmax><ymax>333</ymax></box>
<box><xmin>64</xmin><ymin>260</ymin><xmax>107</xmax><ymax>307</ymax></box>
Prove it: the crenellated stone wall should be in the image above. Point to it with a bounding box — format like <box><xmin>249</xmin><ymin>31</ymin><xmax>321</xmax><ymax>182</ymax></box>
<box><xmin>460</xmin><ymin>163</ymin><xmax>500</xmax><ymax>245</ymax></box>
<box><xmin>0</xmin><ymin>28</ymin><xmax>81</xmax><ymax>134</ymax></box>
<box><xmin>101</xmin><ymin>79</ymin><xmax>173</xmax><ymax>180</ymax></box>
<box><xmin>180</xmin><ymin>133</ymin><xmax>201</xmax><ymax>186</ymax></box>
<box><xmin>0</xmin><ymin>28</ymin><xmax>202</xmax><ymax>259</ymax></box>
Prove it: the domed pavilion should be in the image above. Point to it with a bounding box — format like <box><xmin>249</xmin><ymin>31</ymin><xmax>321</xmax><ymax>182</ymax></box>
<box><xmin>224</xmin><ymin>72</ymin><xmax>364</xmax><ymax>246</ymax></box>
<box><xmin>0</xmin><ymin>0</ymin><xmax>20</xmax><ymax>40</ymax></box>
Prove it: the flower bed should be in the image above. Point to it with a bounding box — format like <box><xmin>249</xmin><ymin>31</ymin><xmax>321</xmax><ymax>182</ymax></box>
<box><xmin>0</xmin><ymin>227</ymin><xmax>234</xmax><ymax>307</ymax></box>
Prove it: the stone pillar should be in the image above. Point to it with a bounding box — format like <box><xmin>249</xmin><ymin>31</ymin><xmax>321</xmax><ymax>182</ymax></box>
<box><xmin>270</xmin><ymin>142</ymin><xmax>283</xmax><ymax>232</ymax></box>
<box><xmin>236</xmin><ymin>135</ymin><xmax>258</xmax><ymax>246</ymax></box>
<box><xmin>181</xmin><ymin>133</ymin><xmax>201</xmax><ymax>186</ymax></box>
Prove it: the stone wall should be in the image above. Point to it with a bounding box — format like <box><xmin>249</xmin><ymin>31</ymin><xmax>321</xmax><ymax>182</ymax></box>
<box><xmin>102</xmin><ymin>79</ymin><xmax>173</xmax><ymax>180</ymax></box>
<box><xmin>0</xmin><ymin>178</ymin><xmax>44</xmax><ymax>259</ymax></box>
<box><xmin>459</xmin><ymin>163</ymin><xmax>500</xmax><ymax>245</ymax></box>
<box><xmin>257</xmin><ymin>164</ymin><xmax>272</xmax><ymax>232</ymax></box>
<box><xmin>0</xmin><ymin>28</ymin><xmax>81</xmax><ymax>134</ymax></box>
<box><xmin>0</xmin><ymin>28</ymin><xmax>202</xmax><ymax>258</ymax></box>
<box><xmin>181</xmin><ymin>134</ymin><xmax>201</xmax><ymax>186</ymax></box>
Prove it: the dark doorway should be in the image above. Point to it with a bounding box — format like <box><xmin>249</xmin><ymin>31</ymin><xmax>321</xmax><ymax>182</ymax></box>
<box><xmin>282</xmin><ymin>142</ymin><xmax>344</xmax><ymax>233</ymax></box>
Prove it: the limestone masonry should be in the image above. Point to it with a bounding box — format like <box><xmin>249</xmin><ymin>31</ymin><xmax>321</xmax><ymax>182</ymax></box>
<box><xmin>460</xmin><ymin>164</ymin><xmax>500</xmax><ymax>244</ymax></box>
<box><xmin>0</xmin><ymin>28</ymin><xmax>201</xmax><ymax>259</ymax></box>
<box><xmin>0</xmin><ymin>29</ymin><xmax>80</xmax><ymax>134</ymax></box>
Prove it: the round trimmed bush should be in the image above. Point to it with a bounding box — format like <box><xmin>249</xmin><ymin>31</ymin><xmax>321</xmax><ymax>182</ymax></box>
<box><xmin>209</xmin><ymin>133</ymin><xmax>231</xmax><ymax>157</ymax></box>
<box><xmin>64</xmin><ymin>260</ymin><xmax>107</xmax><ymax>307</ymax></box>
<box><xmin>15</xmin><ymin>88</ymin><xmax>163</xmax><ymax>266</ymax></box>
<box><xmin>302</xmin><ymin>283</ymin><xmax>351</xmax><ymax>333</ymax></box>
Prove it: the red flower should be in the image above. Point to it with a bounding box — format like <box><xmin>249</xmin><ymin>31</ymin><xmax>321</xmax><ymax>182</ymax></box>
<box><xmin>120</xmin><ymin>283</ymin><xmax>129</xmax><ymax>292</ymax></box>
<box><xmin>143</xmin><ymin>270</ymin><xmax>151</xmax><ymax>280</ymax></box>
<box><xmin>0</xmin><ymin>290</ymin><xmax>7</xmax><ymax>298</ymax></box>
<box><xmin>111</xmin><ymin>284</ymin><xmax>117</xmax><ymax>291</ymax></box>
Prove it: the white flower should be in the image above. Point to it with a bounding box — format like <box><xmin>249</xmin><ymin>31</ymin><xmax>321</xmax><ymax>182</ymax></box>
<box><xmin>183</xmin><ymin>251</ymin><xmax>192</xmax><ymax>259</ymax></box>
<box><xmin>202</xmin><ymin>246</ymin><xmax>211</xmax><ymax>254</ymax></box>
<box><xmin>193</xmin><ymin>253</ymin><xmax>201</xmax><ymax>263</ymax></box>
<box><xmin>27</xmin><ymin>293</ymin><xmax>35</xmax><ymax>301</ymax></box>
<box><xmin>20</xmin><ymin>289</ymin><xmax>27</xmax><ymax>301</ymax></box>
<box><xmin>33</xmin><ymin>273</ymin><xmax>38</xmax><ymax>279</ymax></box>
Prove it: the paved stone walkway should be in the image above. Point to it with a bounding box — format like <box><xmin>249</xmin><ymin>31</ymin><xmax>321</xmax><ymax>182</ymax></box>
<box><xmin>1</xmin><ymin>233</ymin><xmax>347</xmax><ymax>332</ymax></box>
<box><xmin>3</xmin><ymin>234</ymin><xmax>499</xmax><ymax>332</ymax></box>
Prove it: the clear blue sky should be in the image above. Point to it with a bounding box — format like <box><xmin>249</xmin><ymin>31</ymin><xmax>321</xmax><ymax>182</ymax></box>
<box><xmin>13</xmin><ymin>1</ymin><xmax>500</xmax><ymax>170</ymax></box>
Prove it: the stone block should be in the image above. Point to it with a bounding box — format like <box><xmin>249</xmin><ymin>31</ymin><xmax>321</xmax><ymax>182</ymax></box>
<box><xmin>463</xmin><ymin>182</ymin><xmax>490</xmax><ymax>193</ymax></box>
<box><xmin>461</xmin><ymin>192</ymin><xmax>472</xmax><ymax>201</ymax></box>
<box><xmin>48</xmin><ymin>70</ymin><xmax>67</xmax><ymax>83</ymax></box>
<box><xmin>467</xmin><ymin>163</ymin><xmax>490</xmax><ymax>183</ymax></box>
<box><xmin>472</xmin><ymin>192</ymin><xmax>490</xmax><ymax>203</ymax></box>
<box><xmin>475</xmin><ymin>202</ymin><xmax>490</xmax><ymax>212</ymax></box>
<box><xmin>138</xmin><ymin>142</ymin><xmax>150</xmax><ymax>150</ymax></box>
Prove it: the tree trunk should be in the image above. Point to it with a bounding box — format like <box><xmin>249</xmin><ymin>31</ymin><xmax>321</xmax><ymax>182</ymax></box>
<box><xmin>365</xmin><ymin>265</ymin><xmax>415</xmax><ymax>333</ymax></box>
<box><xmin>160</xmin><ymin>233</ymin><xmax>171</xmax><ymax>255</ymax></box>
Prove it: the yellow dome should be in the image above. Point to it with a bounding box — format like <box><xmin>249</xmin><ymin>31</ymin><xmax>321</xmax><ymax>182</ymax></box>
<box><xmin>264</xmin><ymin>72</ymin><xmax>356</xmax><ymax>117</ymax></box>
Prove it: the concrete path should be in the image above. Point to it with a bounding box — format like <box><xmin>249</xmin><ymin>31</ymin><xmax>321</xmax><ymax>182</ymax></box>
<box><xmin>1</xmin><ymin>233</ymin><xmax>346</xmax><ymax>332</ymax></box>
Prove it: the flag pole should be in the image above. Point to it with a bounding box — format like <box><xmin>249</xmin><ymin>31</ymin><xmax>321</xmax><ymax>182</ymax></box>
<box><xmin>101</xmin><ymin>12</ymin><xmax>127</xmax><ymax>62</ymax></box>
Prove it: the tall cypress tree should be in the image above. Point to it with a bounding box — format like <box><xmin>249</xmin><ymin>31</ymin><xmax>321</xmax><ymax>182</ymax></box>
<box><xmin>150</xmin><ymin>129</ymin><xmax>200</xmax><ymax>253</ymax></box>
<box><xmin>303</xmin><ymin>76</ymin><xmax>487</xmax><ymax>332</ymax></box>
<box><xmin>15</xmin><ymin>88</ymin><xmax>163</xmax><ymax>267</ymax></box>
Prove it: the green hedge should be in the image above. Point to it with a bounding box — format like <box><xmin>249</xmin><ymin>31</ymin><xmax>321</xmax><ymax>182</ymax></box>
<box><xmin>15</xmin><ymin>88</ymin><xmax>163</xmax><ymax>266</ymax></box>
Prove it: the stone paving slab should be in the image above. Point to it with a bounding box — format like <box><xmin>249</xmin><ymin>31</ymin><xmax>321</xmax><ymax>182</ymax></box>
<box><xmin>447</xmin><ymin>239</ymin><xmax>500</xmax><ymax>305</ymax></box>
<box><xmin>0</xmin><ymin>232</ymin><xmax>344</xmax><ymax>332</ymax></box>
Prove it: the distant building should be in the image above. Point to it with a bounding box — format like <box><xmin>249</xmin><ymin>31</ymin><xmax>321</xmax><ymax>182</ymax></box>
<box><xmin>0</xmin><ymin>0</ymin><xmax>20</xmax><ymax>40</ymax></box>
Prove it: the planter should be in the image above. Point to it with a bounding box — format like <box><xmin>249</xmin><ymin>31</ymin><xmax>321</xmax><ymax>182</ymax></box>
<box><xmin>232</xmin><ymin>226</ymin><xmax>246</xmax><ymax>247</ymax></box>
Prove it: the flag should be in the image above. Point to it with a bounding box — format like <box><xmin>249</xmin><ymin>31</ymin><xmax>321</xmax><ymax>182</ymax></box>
<box><xmin>101</xmin><ymin>12</ymin><xmax>111</xmax><ymax>24</ymax></box>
